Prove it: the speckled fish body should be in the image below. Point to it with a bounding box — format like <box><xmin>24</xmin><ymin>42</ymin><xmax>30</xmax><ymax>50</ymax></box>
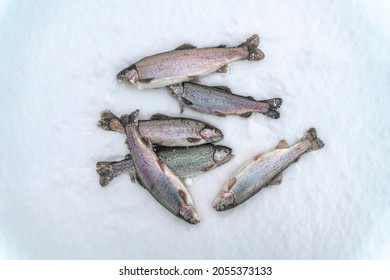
<box><xmin>117</xmin><ymin>34</ymin><xmax>264</xmax><ymax>89</ymax></box>
<box><xmin>121</xmin><ymin>110</ymin><xmax>200</xmax><ymax>224</ymax></box>
<box><xmin>168</xmin><ymin>82</ymin><xmax>283</xmax><ymax>119</ymax></box>
<box><xmin>96</xmin><ymin>144</ymin><xmax>233</xmax><ymax>187</ymax></box>
<box><xmin>213</xmin><ymin>128</ymin><xmax>325</xmax><ymax>211</ymax></box>
<box><xmin>98</xmin><ymin>110</ymin><xmax>223</xmax><ymax>147</ymax></box>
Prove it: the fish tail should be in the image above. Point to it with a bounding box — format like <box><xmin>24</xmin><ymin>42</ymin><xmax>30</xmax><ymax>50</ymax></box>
<box><xmin>97</xmin><ymin>110</ymin><xmax>123</xmax><ymax>132</ymax></box>
<box><xmin>261</xmin><ymin>98</ymin><xmax>283</xmax><ymax>119</ymax></box>
<box><xmin>120</xmin><ymin>109</ymin><xmax>140</xmax><ymax>127</ymax></box>
<box><xmin>302</xmin><ymin>128</ymin><xmax>325</xmax><ymax>150</ymax></box>
<box><xmin>96</xmin><ymin>161</ymin><xmax>114</xmax><ymax>187</ymax></box>
<box><xmin>239</xmin><ymin>34</ymin><xmax>265</xmax><ymax>61</ymax></box>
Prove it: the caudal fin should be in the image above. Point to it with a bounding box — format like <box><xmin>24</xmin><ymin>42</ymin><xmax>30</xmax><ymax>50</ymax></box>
<box><xmin>302</xmin><ymin>128</ymin><xmax>325</xmax><ymax>150</ymax></box>
<box><xmin>120</xmin><ymin>109</ymin><xmax>140</xmax><ymax>126</ymax></box>
<box><xmin>98</xmin><ymin>110</ymin><xmax>124</xmax><ymax>133</ymax></box>
<box><xmin>239</xmin><ymin>34</ymin><xmax>265</xmax><ymax>61</ymax></box>
<box><xmin>96</xmin><ymin>162</ymin><xmax>114</xmax><ymax>187</ymax></box>
<box><xmin>262</xmin><ymin>98</ymin><xmax>283</xmax><ymax>119</ymax></box>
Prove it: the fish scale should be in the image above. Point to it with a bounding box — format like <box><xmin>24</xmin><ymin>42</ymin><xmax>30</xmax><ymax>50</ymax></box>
<box><xmin>121</xmin><ymin>110</ymin><xmax>201</xmax><ymax>224</ymax></box>
<box><xmin>98</xmin><ymin>110</ymin><xmax>223</xmax><ymax>147</ymax></box>
<box><xmin>117</xmin><ymin>34</ymin><xmax>264</xmax><ymax>89</ymax></box>
<box><xmin>96</xmin><ymin>144</ymin><xmax>233</xmax><ymax>187</ymax></box>
<box><xmin>213</xmin><ymin>128</ymin><xmax>325</xmax><ymax>211</ymax></box>
<box><xmin>168</xmin><ymin>82</ymin><xmax>283</xmax><ymax>119</ymax></box>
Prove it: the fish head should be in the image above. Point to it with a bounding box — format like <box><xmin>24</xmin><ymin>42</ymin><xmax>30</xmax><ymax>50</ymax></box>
<box><xmin>200</xmin><ymin>125</ymin><xmax>223</xmax><ymax>143</ymax></box>
<box><xmin>179</xmin><ymin>205</ymin><xmax>200</xmax><ymax>224</ymax></box>
<box><xmin>213</xmin><ymin>146</ymin><xmax>233</xmax><ymax>165</ymax></box>
<box><xmin>213</xmin><ymin>191</ymin><xmax>236</xmax><ymax>211</ymax></box>
<box><xmin>116</xmin><ymin>64</ymin><xmax>139</xmax><ymax>84</ymax></box>
<box><xmin>167</xmin><ymin>84</ymin><xmax>184</xmax><ymax>97</ymax></box>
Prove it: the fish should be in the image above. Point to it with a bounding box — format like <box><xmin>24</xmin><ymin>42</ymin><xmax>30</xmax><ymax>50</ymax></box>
<box><xmin>121</xmin><ymin>109</ymin><xmax>200</xmax><ymax>224</ymax></box>
<box><xmin>98</xmin><ymin>110</ymin><xmax>223</xmax><ymax>147</ymax></box>
<box><xmin>213</xmin><ymin>128</ymin><xmax>325</xmax><ymax>211</ymax></box>
<box><xmin>117</xmin><ymin>34</ymin><xmax>264</xmax><ymax>89</ymax></box>
<box><xmin>96</xmin><ymin>144</ymin><xmax>233</xmax><ymax>187</ymax></box>
<box><xmin>168</xmin><ymin>82</ymin><xmax>283</xmax><ymax>119</ymax></box>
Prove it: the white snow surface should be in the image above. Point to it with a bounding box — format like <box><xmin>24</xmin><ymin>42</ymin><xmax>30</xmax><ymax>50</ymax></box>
<box><xmin>1</xmin><ymin>0</ymin><xmax>389</xmax><ymax>259</ymax></box>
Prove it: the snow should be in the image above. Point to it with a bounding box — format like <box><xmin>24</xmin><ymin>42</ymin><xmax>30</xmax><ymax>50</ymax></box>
<box><xmin>0</xmin><ymin>0</ymin><xmax>389</xmax><ymax>259</ymax></box>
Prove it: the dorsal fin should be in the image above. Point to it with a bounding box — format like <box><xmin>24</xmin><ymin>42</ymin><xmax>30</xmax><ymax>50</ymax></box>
<box><xmin>150</xmin><ymin>113</ymin><xmax>172</xmax><ymax>120</ymax></box>
<box><xmin>246</xmin><ymin>95</ymin><xmax>256</xmax><ymax>101</ymax></box>
<box><xmin>175</xmin><ymin>44</ymin><xmax>197</xmax><ymax>50</ymax></box>
<box><xmin>275</xmin><ymin>139</ymin><xmax>289</xmax><ymax>150</ymax></box>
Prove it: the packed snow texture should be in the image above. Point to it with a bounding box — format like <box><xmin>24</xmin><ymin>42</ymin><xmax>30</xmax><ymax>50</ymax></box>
<box><xmin>1</xmin><ymin>0</ymin><xmax>389</xmax><ymax>259</ymax></box>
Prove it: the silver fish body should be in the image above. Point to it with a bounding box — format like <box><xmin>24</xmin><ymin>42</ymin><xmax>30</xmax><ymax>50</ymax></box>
<box><xmin>96</xmin><ymin>144</ymin><xmax>233</xmax><ymax>187</ymax></box>
<box><xmin>121</xmin><ymin>110</ymin><xmax>200</xmax><ymax>224</ymax></box>
<box><xmin>117</xmin><ymin>34</ymin><xmax>264</xmax><ymax>89</ymax></box>
<box><xmin>98</xmin><ymin>110</ymin><xmax>222</xmax><ymax>146</ymax></box>
<box><xmin>213</xmin><ymin>128</ymin><xmax>325</xmax><ymax>211</ymax></box>
<box><xmin>168</xmin><ymin>82</ymin><xmax>282</xmax><ymax>119</ymax></box>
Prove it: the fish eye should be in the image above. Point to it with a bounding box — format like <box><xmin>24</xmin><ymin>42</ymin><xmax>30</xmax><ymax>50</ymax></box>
<box><xmin>120</xmin><ymin>71</ymin><xmax>126</xmax><ymax>75</ymax></box>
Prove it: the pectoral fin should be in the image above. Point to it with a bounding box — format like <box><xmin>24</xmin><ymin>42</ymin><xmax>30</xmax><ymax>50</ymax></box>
<box><xmin>181</xmin><ymin>97</ymin><xmax>193</xmax><ymax>106</ymax></box>
<box><xmin>129</xmin><ymin>171</ymin><xmax>138</xmax><ymax>184</ymax></box>
<box><xmin>201</xmin><ymin>164</ymin><xmax>215</xmax><ymax>172</ymax></box>
<box><xmin>139</xmin><ymin>78</ymin><xmax>154</xmax><ymax>83</ymax></box>
<box><xmin>216</xmin><ymin>65</ymin><xmax>229</xmax><ymax>73</ymax></box>
<box><xmin>187</xmin><ymin>137</ymin><xmax>201</xmax><ymax>143</ymax></box>
<box><xmin>227</xmin><ymin>177</ymin><xmax>237</xmax><ymax>190</ymax></box>
<box><xmin>157</xmin><ymin>158</ymin><xmax>166</xmax><ymax>172</ymax></box>
<box><xmin>142</xmin><ymin>136</ymin><xmax>153</xmax><ymax>149</ymax></box>
<box><xmin>125</xmin><ymin>154</ymin><xmax>132</xmax><ymax>160</ymax></box>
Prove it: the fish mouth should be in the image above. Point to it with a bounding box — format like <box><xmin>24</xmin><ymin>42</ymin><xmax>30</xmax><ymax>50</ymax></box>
<box><xmin>116</xmin><ymin>64</ymin><xmax>139</xmax><ymax>84</ymax></box>
<box><xmin>213</xmin><ymin>192</ymin><xmax>236</xmax><ymax>211</ymax></box>
<box><xmin>213</xmin><ymin>146</ymin><xmax>233</xmax><ymax>164</ymax></box>
<box><xmin>179</xmin><ymin>205</ymin><xmax>200</xmax><ymax>224</ymax></box>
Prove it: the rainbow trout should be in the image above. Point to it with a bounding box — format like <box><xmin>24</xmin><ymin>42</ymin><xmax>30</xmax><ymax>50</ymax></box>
<box><xmin>98</xmin><ymin>110</ymin><xmax>222</xmax><ymax>146</ymax></box>
<box><xmin>117</xmin><ymin>34</ymin><xmax>264</xmax><ymax>89</ymax></box>
<box><xmin>96</xmin><ymin>144</ymin><xmax>232</xmax><ymax>187</ymax></box>
<box><xmin>168</xmin><ymin>82</ymin><xmax>282</xmax><ymax>118</ymax></box>
<box><xmin>213</xmin><ymin>128</ymin><xmax>325</xmax><ymax>211</ymax></box>
<box><xmin>121</xmin><ymin>110</ymin><xmax>200</xmax><ymax>224</ymax></box>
